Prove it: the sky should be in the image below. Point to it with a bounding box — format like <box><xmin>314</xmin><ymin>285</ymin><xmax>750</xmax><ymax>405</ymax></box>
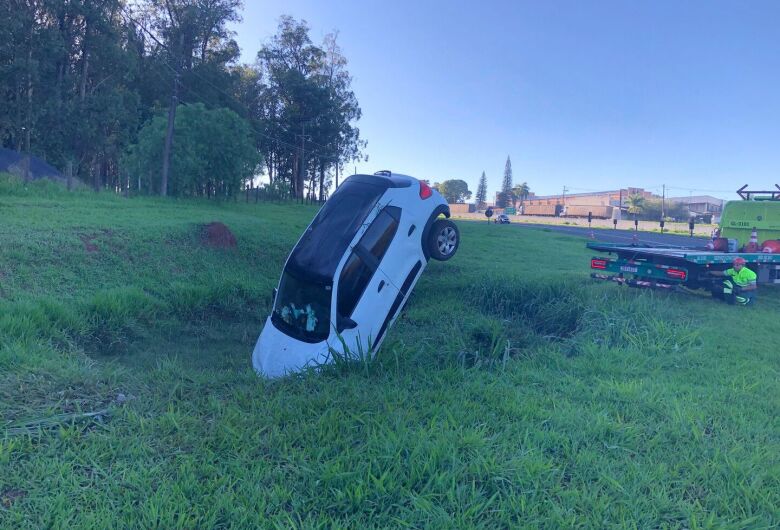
<box><xmin>228</xmin><ymin>0</ymin><xmax>780</xmax><ymax>201</ymax></box>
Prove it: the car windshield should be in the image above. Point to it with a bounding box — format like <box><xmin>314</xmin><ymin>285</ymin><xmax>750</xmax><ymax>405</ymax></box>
<box><xmin>271</xmin><ymin>271</ymin><xmax>332</xmax><ymax>343</ymax></box>
<box><xmin>286</xmin><ymin>179</ymin><xmax>386</xmax><ymax>282</ymax></box>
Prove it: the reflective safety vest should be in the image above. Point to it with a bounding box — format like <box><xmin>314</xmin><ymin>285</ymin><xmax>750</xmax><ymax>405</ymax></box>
<box><xmin>725</xmin><ymin>267</ymin><xmax>757</xmax><ymax>287</ymax></box>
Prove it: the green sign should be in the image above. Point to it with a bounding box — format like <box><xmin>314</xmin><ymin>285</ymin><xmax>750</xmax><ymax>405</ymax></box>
<box><xmin>504</xmin><ymin>207</ymin><xmax>516</xmax><ymax>215</ymax></box>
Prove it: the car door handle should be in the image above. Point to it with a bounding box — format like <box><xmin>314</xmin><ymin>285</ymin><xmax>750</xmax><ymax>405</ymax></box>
<box><xmin>378</xmin><ymin>280</ymin><xmax>385</xmax><ymax>292</ymax></box>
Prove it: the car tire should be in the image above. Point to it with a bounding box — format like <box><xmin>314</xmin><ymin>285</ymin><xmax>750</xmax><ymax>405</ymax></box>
<box><xmin>429</xmin><ymin>219</ymin><xmax>459</xmax><ymax>261</ymax></box>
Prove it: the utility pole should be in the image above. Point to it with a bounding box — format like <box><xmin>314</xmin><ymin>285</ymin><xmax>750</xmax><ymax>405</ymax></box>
<box><xmin>161</xmin><ymin>34</ymin><xmax>183</xmax><ymax>197</ymax></box>
<box><xmin>334</xmin><ymin>141</ymin><xmax>339</xmax><ymax>189</ymax></box>
<box><xmin>661</xmin><ymin>184</ymin><xmax>666</xmax><ymax>219</ymax></box>
<box><xmin>562</xmin><ymin>185</ymin><xmax>568</xmax><ymax>203</ymax></box>
<box><xmin>22</xmin><ymin>127</ymin><xmax>31</xmax><ymax>182</ymax></box>
<box><xmin>300</xmin><ymin>123</ymin><xmax>305</xmax><ymax>202</ymax></box>
<box><xmin>296</xmin><ymin>123</ymin><xmax>311</xmax><ymax>202</ymax></box>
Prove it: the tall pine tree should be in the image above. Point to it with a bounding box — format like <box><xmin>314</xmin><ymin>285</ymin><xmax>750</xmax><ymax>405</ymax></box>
<box><xmin>498</xmin><ymin>155</ymin><xmax>513</xmax><ymax>207</ymax></box>
<box><xmin>475</xmin><ymin>171</ymin><xmax>487</xmax><ymax>209</ymax></box>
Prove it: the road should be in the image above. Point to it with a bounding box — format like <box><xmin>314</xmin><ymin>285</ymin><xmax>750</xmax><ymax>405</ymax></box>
<box><xmin>505</xmin><ymin>222</ymin><xmax>710</xmax><ymax>248</ymax></box>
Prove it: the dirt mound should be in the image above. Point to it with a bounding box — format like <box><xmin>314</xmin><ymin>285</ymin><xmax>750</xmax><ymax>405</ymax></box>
<box><xmin>201</xmin><ymin>222</ymin><xmax>237</xmax><ymax>249</ymax></box>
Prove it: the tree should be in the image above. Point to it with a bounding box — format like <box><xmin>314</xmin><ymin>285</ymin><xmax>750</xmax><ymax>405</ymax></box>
<box><xmin>316</xmin><ymin>31</ymin><xmax>364</xmax><ymax>198</ymax></box>
<box><xmin>498</xmin><ymin>155</ymin><xmax>513</xmax><ymax>208</ymax></box>
<box><xmin>435</xmin><ymin>179</ymin><xmax>472</xmax><ymax>203</ymax></box>
<box><xmin>475</xmin><ymin>171</ymin><xmax>487</xmax><ymax>209</ymax></box>
<box><xmin>512</xmin><ymin>182</ymin><xmax>530</xmax><ymax>208</ymax></box>
<box><xmin>634</xmin><ymin>198</ymin><xmax>688</xmax><ymax>221</ymax></box>
<box><xmin>0</xmin><ymin>5</ymin><xmax>363</xmax><ymax>201</ymax></box>
<box><xmin>256</xmin><ymin>17</ymin><xmax>363</xmax><ymax>200</ymax></box>
<box><xmin>0</xmin><ymin>0</ymin><xmax>246</xmax><ymax>192</ymax></box>
<box><xmin>124</xmin><ymin>103</ymin><xmax>259</xmax><ymax>197</ymax></box>
<box><xmin>626</xmin><ymin>194</ymin><xmax>646</xmax><ymax>221</ymax></box>
<box><xmin>140</xmin><ymin>0</ymin><xmax>243</xmax><ymax>196</ymax></box>
<box><xmin>142</xmin><ymin>0</ymin><xmax>242</xmax><ymax>71</ymax></box>
<box><xmin>0</xmin><ymin>0</ymin><xmax>141</xmax><ymax>189</ymax></box>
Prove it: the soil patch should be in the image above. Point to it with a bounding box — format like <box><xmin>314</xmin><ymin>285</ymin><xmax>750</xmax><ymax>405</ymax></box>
<box><xmin>201</xmin><ymin>222</ymin><xmax>237</xmax><ymax>249</ymax></box>
<box><xmin>78</xmin><ymin>229</ymin><xmax>116</xmax><ymax>253</ymax></box>
<box><xmin>80</xmin><ymin>234</ymin><xmax>99</xmax><ymax>252</ymax></box>
<box><xmin>1</xmin><ymin>488</ymin><xmax>27</xmax><ymax>508</ymax></box>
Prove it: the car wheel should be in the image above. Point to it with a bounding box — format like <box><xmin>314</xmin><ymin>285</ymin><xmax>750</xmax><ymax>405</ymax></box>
<box><xmin>429</xmin><ymin>219</ymin><xmax>459</xmax><ymax>261</ymax></box>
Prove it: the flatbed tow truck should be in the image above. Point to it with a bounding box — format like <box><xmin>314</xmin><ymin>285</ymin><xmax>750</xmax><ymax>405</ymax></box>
<box><xmin>589</xmin><ymin>186</ymin><xmax>780</xmax><ymax>291</ymax></box>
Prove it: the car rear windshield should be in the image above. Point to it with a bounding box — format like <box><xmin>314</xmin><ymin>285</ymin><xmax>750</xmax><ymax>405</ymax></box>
<box><xmin>271</xmin><ymin>271</ymin><xmax>332</xmax><ymax>343</ymax></box>
<box><xmin>286</xmin><ymin>180</ymin><xmax>387</xmax><ymax>282</ymax></box>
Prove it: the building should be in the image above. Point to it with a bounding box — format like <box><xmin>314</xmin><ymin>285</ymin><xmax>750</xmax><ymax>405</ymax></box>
<box><xmin>667</xmin><ymin>195</ymin><xmax>724</xmax><ymax>216</ymax></box>
<box><xmin>523</xmin><ymin>188</ymin><xmax>655</xmax><ymax>208</ymax></box>
<box><xmin>448</xmin><ymin>203</ymin><xmax>476</xmax><ymax>214</ymax></box>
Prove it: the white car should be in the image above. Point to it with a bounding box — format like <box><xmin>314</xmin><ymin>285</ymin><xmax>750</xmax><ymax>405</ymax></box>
<box><xmin>252</xmin><ymin>171</ymin><xmax>459</xmax><ymax>377</ymax></box>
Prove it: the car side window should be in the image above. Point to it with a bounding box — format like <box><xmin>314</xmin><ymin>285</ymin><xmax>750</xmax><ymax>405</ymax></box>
<box><xmin>359</xmin><ymin>206</ymin><xmax>401</xmax><ymax>263</ymax></box>
<box><xmin>336</xmin><ymin>206</ymin><xmax>401</xmax><ymax>318</ymax></box>
<box><xmin>337</xmin><ymin>253</ymin><xmax>373</xmax><ymax>318</ymax></box>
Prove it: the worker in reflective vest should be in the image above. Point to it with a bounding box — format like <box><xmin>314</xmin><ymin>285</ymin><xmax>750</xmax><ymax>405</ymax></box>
<box><xmin>710</xmin><ymin>257</ymin><xmax>757</xmax><ymax>305</ymax></box>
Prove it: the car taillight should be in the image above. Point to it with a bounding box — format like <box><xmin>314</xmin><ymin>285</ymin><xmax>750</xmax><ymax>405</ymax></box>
<box><xmin>591</xmin><ymin>258</ymin><xmax>608</xmax><ymax>270</ymax></box>
<box><xmin>419</xmin><ymin>181</ymin><xmax>433</xmax><ymax>199</ymax></box>
<box><xmin>666</xmin><ymin>268</ymin><xmax>687</xmax><ymax>280</ymax></box>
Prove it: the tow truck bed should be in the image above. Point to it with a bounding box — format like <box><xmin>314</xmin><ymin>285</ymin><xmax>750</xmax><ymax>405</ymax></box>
<box><xmin>587</xmin><ymin>242</ymin><xmax>780</xmax><ymax>288</ymax></box>
<box><xmin>587</xmin><ymin>242</ymin><xmax>780</xmax><ymax>265</ymax></box>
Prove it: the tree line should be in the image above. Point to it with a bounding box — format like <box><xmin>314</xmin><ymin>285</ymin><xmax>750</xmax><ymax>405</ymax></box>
<box><xmin>472</xmin><ymin>156</ymin><xmax>530</xmax><ymax>209</ymax></box>
<box><xmin>0</xmin><ymin>1</ymin><xmax>364</xmax><ymax>199</ymax></box>
<box><xmin>431</xmin><ymin>155</ymin><xmax>532</xmax><ymax>208</ymax></box>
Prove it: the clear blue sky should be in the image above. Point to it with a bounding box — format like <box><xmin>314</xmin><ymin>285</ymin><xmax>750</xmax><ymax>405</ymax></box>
<box><xmin>229</xmin><ymin>0</ymin><xmax>780</xmax><ymax>201</ymax></box>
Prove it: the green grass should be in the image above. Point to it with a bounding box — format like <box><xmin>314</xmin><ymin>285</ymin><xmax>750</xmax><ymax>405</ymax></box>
<box><xmin>1</xmin><ymin>183</ymin><xmax>779</xmax><ymax>529</ymax></box>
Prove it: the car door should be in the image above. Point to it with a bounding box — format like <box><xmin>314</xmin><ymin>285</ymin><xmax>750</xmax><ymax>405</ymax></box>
<box><xmin>365</xmin><ymin>190</ymin><xmax>438</xmax><ymax>348</ymax></box>
<box><xmin>334</xmin><ymin>206</ymin><xmax>401</xmax><ymax>352</ymax></box>
<box><xmin>374</xmin><ymin>193</ymin><xmax>428</xmax><ymax>289</ymax></box>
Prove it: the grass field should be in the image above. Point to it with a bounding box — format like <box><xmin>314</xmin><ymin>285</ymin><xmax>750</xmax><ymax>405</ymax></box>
<box><xmin>1</xmin><ymin>177</ymin><xmax>779</xmax><ymax>529</ymax></box>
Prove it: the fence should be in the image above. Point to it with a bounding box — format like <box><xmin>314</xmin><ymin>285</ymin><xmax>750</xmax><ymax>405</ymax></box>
<box><xmin>453</xmin><ymin>212</ymin><xmax>714</xmax><ymax>236</ymax></box>
<box><xmin>242</xmin><ymin>183</ymin><xmax>325</xmax><ymax>206</ymax></box>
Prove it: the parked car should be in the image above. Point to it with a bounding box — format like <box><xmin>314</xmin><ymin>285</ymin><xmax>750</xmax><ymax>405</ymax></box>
<box><xmin>494</xmin><ymin>214</ymin><xmax>511</xmax><ymax>224</ymax></box>
<box><xmin>252</xmin><ymin>171</ymin><xmax>460</xmax><ymax>377</ymax></box>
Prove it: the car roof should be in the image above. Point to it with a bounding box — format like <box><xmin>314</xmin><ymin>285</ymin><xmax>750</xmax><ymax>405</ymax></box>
<box><xmin>347</xmin><ymin>172</ymin><xmax>414</xmax><ymax>189</ymax></box>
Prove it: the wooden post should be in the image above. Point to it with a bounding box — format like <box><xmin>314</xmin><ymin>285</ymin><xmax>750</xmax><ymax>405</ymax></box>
<box><xmin>93</xmin><ymin>158</ymin><xmax>100</xmax><ymax>192</ymax></box>
<box><xmin>66</xmin><ymin>160</ymin><xmax>73</xmax><ymax>191</ymax></box>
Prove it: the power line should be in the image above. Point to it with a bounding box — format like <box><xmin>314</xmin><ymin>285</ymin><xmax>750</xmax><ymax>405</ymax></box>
<box><xmin>665</xmin><ymin>186</ymin><xmax>736</xmax><ymax>194</ymax></box>
<box><xmin>119</xmin><ymin>5</ymin><xmax>170</xmax><ymax>52</ymax></box>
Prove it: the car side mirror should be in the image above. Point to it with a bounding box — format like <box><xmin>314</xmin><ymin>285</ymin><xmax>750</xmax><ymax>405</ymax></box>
<box><xmin>337</xmin><ymin>314</ymin><xmax>357</xmax><ymax>333</ymax></box>
<box><xmin>271</xmin><ymin>288</ymin><xmax>277</xmax><ymax>304</ymax></box>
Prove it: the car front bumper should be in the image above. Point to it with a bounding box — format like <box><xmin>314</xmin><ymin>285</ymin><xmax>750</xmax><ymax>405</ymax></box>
<box><xmin>252</xmin><ymin>317</ymin><xmax>330</xmax><ymax>378</ymax></box>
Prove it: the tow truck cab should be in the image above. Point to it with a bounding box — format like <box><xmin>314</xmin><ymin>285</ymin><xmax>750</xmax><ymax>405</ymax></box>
<box><xmin>720</xmin><ymin>198</ymin><xmax>780</xmax><ymax>248</ymax></box>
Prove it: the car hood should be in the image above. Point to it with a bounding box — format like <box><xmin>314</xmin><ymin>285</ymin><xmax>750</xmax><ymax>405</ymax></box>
<box><xmin>252</xmin><ymin>317</ymin><xmax>331</xmax><ymax>378</ymax></box>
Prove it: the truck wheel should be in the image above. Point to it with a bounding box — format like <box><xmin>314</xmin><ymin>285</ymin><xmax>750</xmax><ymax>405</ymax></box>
<box><xmin>428</xmin><ymin>219</ymin><xmax>459</xmax><ymax>261</ymax></box>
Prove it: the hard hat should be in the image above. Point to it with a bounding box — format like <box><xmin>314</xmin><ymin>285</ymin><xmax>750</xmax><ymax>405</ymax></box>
<box><xmin>733</xmin><ymin>257</ymin><xmax>746</xmax><ymax>265</ymax></box>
